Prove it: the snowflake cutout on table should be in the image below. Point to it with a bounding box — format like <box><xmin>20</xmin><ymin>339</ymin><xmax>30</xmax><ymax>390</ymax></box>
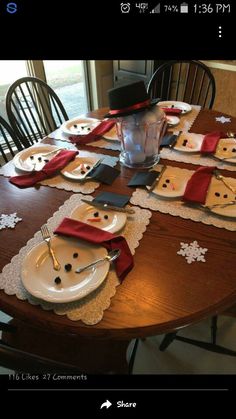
<box><xmin>177</xmin><ymin>240</ymin><xmax>208</xmax><ymax>264</ymax></box>
<box><xmin>215</xmin><ymin>116</ymin><xmax>231</xmax><ymax>124</ymax></box>
<box><xmin>0</xmin><ymin>213</ymin><xmax>22</xmax><ymax>230</ymax></box>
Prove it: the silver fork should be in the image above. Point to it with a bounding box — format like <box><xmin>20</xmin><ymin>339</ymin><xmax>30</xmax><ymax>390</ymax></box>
<box><xmin>40</xmin><ymin>224</ymin><xmax>61</xmax><ymax>271</ymax></box>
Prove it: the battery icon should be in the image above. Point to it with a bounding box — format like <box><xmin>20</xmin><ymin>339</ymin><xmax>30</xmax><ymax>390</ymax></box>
<box><xmin>180</xmin><ymin>2</ymin><xmax>188</xmax><ymax>13</ymax></box>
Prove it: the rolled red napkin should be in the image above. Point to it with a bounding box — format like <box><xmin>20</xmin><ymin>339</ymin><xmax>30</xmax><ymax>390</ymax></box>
<box><xmin>161</xmin><ymin>107</ymin><xmax>182</xmax><ymax>116</ymax></box>
<box><xmin>200</xmin><ymin>131</ymin><xmax>223</xmax><ymax>153</ymax></box>
<box><xmin>69</xmin><ymin>120</ymin><xmax>116</xmax><ymax>144</ymax></box>
<box><xmin>54</xmin><ymin>218</ymin><xmax>134</xmax><ymax>281</ymax></box>
<box><xmin>9</xmin><ymin>150</ymin><xmax>78</xmax><ymax>188</ymax></box>
<box><xmin>182</xmin><ymin>166</ymin><xmax>215</xmax><ymax>204</ymax></box>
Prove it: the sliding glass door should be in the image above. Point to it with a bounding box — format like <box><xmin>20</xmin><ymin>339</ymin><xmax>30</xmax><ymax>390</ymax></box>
<box><xmin>43</xmin><ymin>60</ymin><xmax>90</xmax><ymax>118</ymax></box>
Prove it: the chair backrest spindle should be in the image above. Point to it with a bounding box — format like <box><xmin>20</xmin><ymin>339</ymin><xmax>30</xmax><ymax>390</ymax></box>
<box><xmin>147</xmin><ymin>60</ymin><xmax>216</xmax><ymax>109</ymax></box>
<box><xmin>6</xmin><ymin>76</ymin><xmax>69</xmax><ymax>148</ymax></box>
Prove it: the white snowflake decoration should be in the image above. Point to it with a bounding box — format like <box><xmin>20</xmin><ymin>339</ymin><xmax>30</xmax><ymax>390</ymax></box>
<box><xmin>0</xmin><ymin>213</ymin><xmax>22</xmax><ymax>230</ymax></box>
<box><xmin>177</xmin><ymin>240</ymin><xmax>208</xmax><ymax>264</ymax></box>
<box><xmin>215</xmin><ymin>116</ymin><xmax>231</xmax><ymax>124</ymax></box>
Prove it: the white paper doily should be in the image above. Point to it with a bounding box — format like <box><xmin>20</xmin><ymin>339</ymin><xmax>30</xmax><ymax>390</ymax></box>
<box><xmin>171</xmin><ymin>105</ymin><xmax>201</xmax><ymax>132</ymax></box>
<box><xmin>130</xmin><ymin>163</ymin><xmax>236</xmax><ymax>232</ymax></box>
<box><xmin>0</xmin><ymin>151</ymin><xmax>119</xmax><ymax>194</ymax></box>
<box><xmin>160</xmin><ymin>147</ymin><xmax>236</xmax><ymax>172</ymax></box>
<box><xmin>0</xmin><ymin>194</ymin><xmax>151</xmax><ymax>325</ymax></box>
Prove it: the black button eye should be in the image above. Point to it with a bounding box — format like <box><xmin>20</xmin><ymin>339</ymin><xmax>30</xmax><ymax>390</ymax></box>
<box><xmin>94</xmin><ymin>212</ymin><xmax>99</xmax><ymax>217</ymax></box>
<box><xmin>215</xmin><ymin>192</ymin><xmax>220</xmax><ymax>197</ymax></box>
<box><xmin>81</xmin><ymin>170</ymin><xmax>85</xmax><ymax>174</ymax></box>
<box><xmin>86</xmin><ymin>166</ymin><xmax>91</xmax><ymax>170</ymax></box>
<box><xmin>54</xmin><ymin>276</ymin><xmax>61</xmax><ymax>284</ymax></box>
<box><xmin>223</xmin><ymin>147</ymin><xmax>227</xmax><ymax>151</ymax></box>
<box><xmin>232</xmin><ymin>148</ymin><xmax>236</xmax><ymax>153</ymax></box>
<box><xmin>223</xmin><ymin>194</ymin><xmax>228</xmax><ymax>198</ymax></box>
<box><xmin>162</xmin><ymin>184</ymin><xmax>167</xmax><ymax>188</ymax></box>
<box><xmin>64</xmin><ymin>263</ymin><xmax>72</xmax><ymax>272</ymax></box>
<box><xmin>165</xmin><ymin>179</ymin><xmax>170</xmax><ymax>183</ymax></box>
<box><xmin>104</xmin><ymin>215</ymin><xmax>108</xmax><ymax>220</ymax></box>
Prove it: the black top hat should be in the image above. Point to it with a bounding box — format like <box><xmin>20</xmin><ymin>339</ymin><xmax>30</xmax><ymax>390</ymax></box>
<box><xmin>104</xmin><ymin>81</ymin><xmax>159</xmax><ymax>118</ymax></box>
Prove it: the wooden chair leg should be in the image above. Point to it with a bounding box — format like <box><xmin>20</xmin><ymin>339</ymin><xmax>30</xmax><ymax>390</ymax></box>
<box><xmin>175</xmin><ymin>335</ymin><xmax>236</xmax><ymax>356</ymax></box>
<box><xmin>128</xmin><ymin>339</ymin><xmax>139</xmax><ymax>374</ymax></box>
<box><xmin>211</xmin><ymin>316</ymin><xmax>218</xmax><ymax>344</ymax></box>
<box><xmin>159</xmin><ymin>332</ymin><xmax>177</xmax><ymax>351</ymax></box>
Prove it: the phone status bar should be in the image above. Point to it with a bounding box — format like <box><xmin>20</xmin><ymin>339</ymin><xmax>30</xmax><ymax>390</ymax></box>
<box><xmin>120</xmin><ymin>3</ymin><xmax>232</xmax><ymax>15</ymax></box>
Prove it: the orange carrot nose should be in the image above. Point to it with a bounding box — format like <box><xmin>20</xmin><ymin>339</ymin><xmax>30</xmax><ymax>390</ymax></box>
<box><xmin>170</xmin><ymin>183</ymin><xmax>176</xmax><ymax>190</ymax></box>
<box><xmin>87</xmin><ymin>217</ymin><xmax>101</xmax><ymax>222</ymax></box>
<box><xmin>187</xmin><ymin>141</ymin><xmax>193</xmax><ymax>148</ymax></box>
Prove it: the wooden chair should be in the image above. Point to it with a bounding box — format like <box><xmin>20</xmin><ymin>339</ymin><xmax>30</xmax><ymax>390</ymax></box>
<box><xmin>147</xmin><ymin>60</ymin><xmax>216</xmax><ymax>109</ymax></box>
<box><xmin>159</xmin><ymin>307</ymin><xmax>236</xmax><ymax>356</ymax></box>
<box><xmin>0</xmin><ymin>115</ymin><xmax>24</xmax><ymax>166</ymax></box>
<box><xmin>6</xmin><ymin>76</ymin><xmax>69</xmax><ymax>148</ymax></box>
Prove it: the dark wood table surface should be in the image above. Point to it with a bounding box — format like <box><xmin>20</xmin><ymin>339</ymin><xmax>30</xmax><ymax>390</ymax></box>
<box><xmin>1</xmin><ymin>107</ymin><xmax>236</xmax><ymax>373</ymax></box>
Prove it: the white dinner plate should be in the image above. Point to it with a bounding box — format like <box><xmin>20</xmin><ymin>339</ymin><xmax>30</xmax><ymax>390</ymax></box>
<box><xmin>61</xmin><ymin>156</ymin><xmax>100</xmax><ymax>180</ymax></box>
<box><xmin>159</xmin><ymin>101</ymin><xmax>192</xmax><ymax>114</ymax></box>
<box><xmin>147</xmin><ymin>166</ymin><xmax>193</xmax><ymax>198</ymax></box>
<box><xmin>173</xmin><ymin>132</ymin><xmax>204</xmax><ymax>153</ymax></box>
<box><xmin>204</xmin><ymin>176</ymin><xmax>236</xmax><ymax>218</ymax></box>
<box><xmin>213</xmin><ymin>138</ymin><xmax>236</xmax><ymax>164</ymax></box>
<box><xmin>61</xmin><ymin>117</ymin><xmax>100</xmax><ymax>136</ymax></box>
<box><xmin>166</xmin><ymin>115</ymin><xmax>180</xmax><ymax>126</ymax></box>
<box><xmin>13</xmin><ymin>145</ymin><xmax>62</xmax><ymax>172</ymax></box>
<box><xmin>70</xmin><ymin>203</ymin><xmax>127</xmax><ymax>234</ymax></box>
<box><xmin>21</xmin><ymin>236</ymin><xmax>110</xmax><ymax>303</ymax></box>
<box><xmin>103</xmin><ymin>125</ymin><xmax>119</xmax><ymax>141</ymax></box>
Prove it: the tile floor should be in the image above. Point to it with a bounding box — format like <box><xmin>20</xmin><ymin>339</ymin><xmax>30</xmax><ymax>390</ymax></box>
<box><xmin>1</xmin><ymin>311</ymin><xmax>236</xmax><ymax>375</ymax></box>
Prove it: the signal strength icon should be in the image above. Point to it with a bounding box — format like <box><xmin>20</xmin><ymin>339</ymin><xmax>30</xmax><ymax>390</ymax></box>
<box><xmin>150</xmin><ymin>3</ymin><xmax>160</xmax><ymax>13</ymax></box>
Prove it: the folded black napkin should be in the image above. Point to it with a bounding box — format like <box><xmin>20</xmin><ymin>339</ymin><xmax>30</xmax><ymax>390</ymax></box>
<box><xmin>94</xmin><ymin>192</ymin><xmax>130</xmax><ymax>207</ymax></box>
<box><xmin>128</xmin><ymin>171</ymin><xmax>160</xmax><ymax>187</ymax></box>
<box><xmin>160</xmin><ymin>133</ymin><xmax>178</xmax><ymax>148</ymax></box>
<box><xmin>89</xmin><ymin>164</ymin><xmax>120</xmax><ymax>185</ymax></box>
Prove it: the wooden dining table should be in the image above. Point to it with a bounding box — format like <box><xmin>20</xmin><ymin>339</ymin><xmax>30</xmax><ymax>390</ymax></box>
<box><xmin>1</xmin><ymin>107</ymin><xmax>236</xmax><ymax>373</ymax></box>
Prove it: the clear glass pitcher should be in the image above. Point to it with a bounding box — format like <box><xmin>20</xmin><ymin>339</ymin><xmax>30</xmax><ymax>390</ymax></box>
<box><xmin>116</xmin><ymin>107</ymin><xmax>166</xmax><ymax>169</ymax></box>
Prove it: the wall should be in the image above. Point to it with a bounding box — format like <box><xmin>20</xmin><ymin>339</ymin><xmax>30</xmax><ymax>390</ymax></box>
<box><xmin>202</xmin><ymin>60</ymin><xmax>236</xmax><ymax>117</ymax></box>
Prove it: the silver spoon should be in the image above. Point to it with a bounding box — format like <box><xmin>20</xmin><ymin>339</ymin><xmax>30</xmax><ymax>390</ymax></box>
<box><xmin>227</xmin><ymin>132</ymin><xmax>236</xmax><ymax>138</ymax></box>
<box><xmin>204</xmin><ymin>201</ymin><xmax>236</xmax><ymax>210</ymax></box>
<box><xmin>75</xmin><ymin>248</ymin><xmax>121</xmax><ymax>274</ymax></box>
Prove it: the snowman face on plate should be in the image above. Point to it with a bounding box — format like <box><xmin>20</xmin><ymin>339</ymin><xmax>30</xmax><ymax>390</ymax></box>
<box><xmin>174</xmin><ymin>133</ymin><xmax>204</xmax><ymax>152</ymax></box>
<box><xmin>61</xmin><ymin>157</ymin><xmax>98</xmax><ymax>180</ymax></box>
<box><xmin>152</xmin><ymin>167</ymin><xmax>193</xmax><ymax>198</ymax></box>
<box><xmin>205</xmin><ymin>177</ymin><xmax>236</xmax><ymax>206</ymax></box>
<box><xmin>205</xmin><ymin>177</ymin><xmax>236</xmax><ymax>217</ymax></box>
<box><xmin>26</xmin><ymin>153</ymin><xmax>51</xmax><ymax>171</ymax></box>
<box><xmin>215</xmin><ymin>138</ymin><xmax>236</xmax><ymax>160</ymax></box>
<box><xmin>70</xmin><ymin>204</ymin><xmax>127</xmax><ymax>234</ymax></box>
